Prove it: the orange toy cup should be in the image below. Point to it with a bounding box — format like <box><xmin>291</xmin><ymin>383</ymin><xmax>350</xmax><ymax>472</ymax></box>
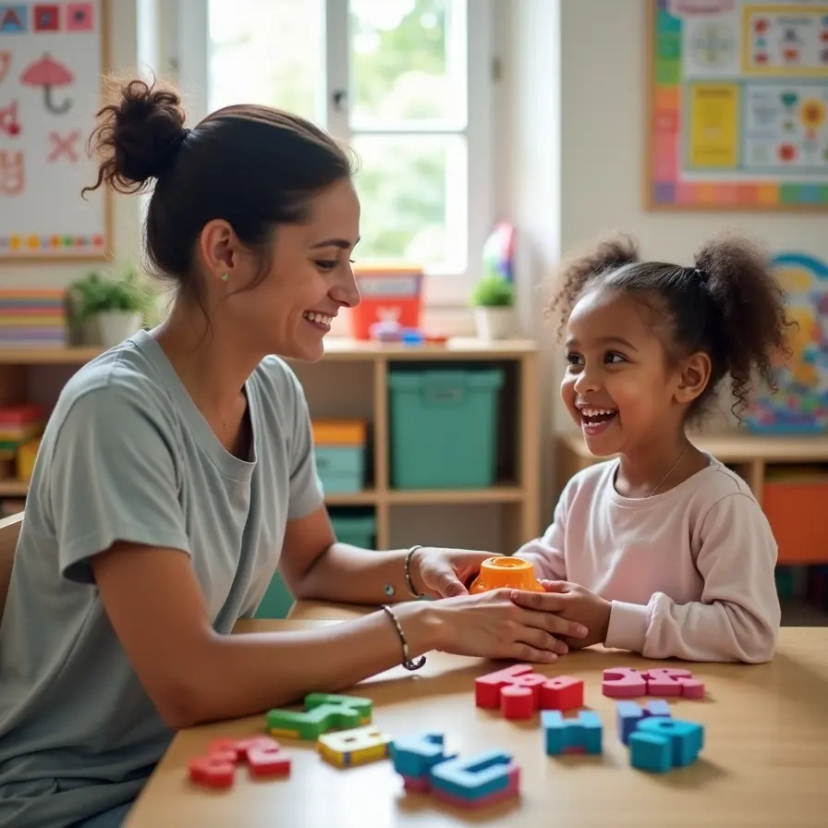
<box><xmin>468</xmin><ymin>556</ymin><xmax>545</xmax><ymax>594</ymax></box>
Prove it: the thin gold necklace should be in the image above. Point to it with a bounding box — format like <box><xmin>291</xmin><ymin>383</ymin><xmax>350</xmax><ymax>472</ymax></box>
<box><xmin>648</xmin><ymin>442</ymin><xmax>690</xmax><ymax>498</ymax></box>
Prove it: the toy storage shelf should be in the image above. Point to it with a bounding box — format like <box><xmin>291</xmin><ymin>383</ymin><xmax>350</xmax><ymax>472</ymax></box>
<box><xmin>557</xmin><ymin>432</ymin><xmax>828</xmax><ymax>565</ymax></box>
<box><xmin>0</xmin><ymin>339</ymin><xmax>541</xmax><ymax>551</ymax></box>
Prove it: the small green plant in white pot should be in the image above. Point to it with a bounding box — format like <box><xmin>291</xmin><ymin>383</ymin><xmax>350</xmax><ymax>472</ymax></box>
<box><xmin>71</xmin><ymin>266</ymin><xmax>151</xmax><ymax>348</ymax></box>
<box><xmin>471</xmin><ymin>274</ymin><xmax>515</xmax><ymax>341</ymax></box>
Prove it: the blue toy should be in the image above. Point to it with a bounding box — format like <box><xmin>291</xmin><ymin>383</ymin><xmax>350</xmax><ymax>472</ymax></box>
<box><xmin>389</xmin><ymin>733</ymin><xmax>521</xmax><ymax>808</ymax></box>
<box><xmin>390</xmin><ymin>732</ymin><xmax>456</xmax><ymax>780</ymax></box>
<box><xmin>629</xmin><ymin>730</ymin><xmax>673</xmax><ymax>773</ymax></box>
<box><xmin>541</xmin><ymin>709</ymin><xmax>602</xmax><ymax>756</ymax></box>
<box><xmin>429</xmin><ymin>750</ymin><xmax>514</xmax><ymax>800</ymax></box>
<box><xmin>616</xmin><ymin>699</ymin><xmax>672</xmax><ymax>745</ymax></box>
<box><xmin>629</xmin><ymin>718</ymin><xmax>704</xmax><ymax>773</ymax></box>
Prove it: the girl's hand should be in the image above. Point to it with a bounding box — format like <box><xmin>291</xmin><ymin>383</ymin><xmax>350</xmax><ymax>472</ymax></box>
<box><xmin>410</xmin><ymin>547</ymin><xmax>493</xmax><ymax>598</ymax></box>
<box><xmin>427</xmin><ymin>588</ymin><xmax>589</xmax><ymax>663</ymax></box>
<box><xmin>510</xmin><ymin>581</ymin><xmax>611</xmax><ymax>649</ymax></box>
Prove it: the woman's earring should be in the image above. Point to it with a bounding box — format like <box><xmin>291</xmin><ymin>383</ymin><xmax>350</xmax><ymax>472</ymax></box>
<box><xmin>220</xmin><ymin>273</ymin><xmax>229</xmax><ymax>282</ymax></box>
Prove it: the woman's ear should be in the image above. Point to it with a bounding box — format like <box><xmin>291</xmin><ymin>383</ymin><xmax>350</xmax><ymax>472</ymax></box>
<box><xmin>199</xmin><ymin>219</ymin><xmax>238</xmax><ymax>281</ymax></box>
<box><xmin>675</xmin><ymin>351</ymin><xmax>711</xmax><ymax>405</ymax></box>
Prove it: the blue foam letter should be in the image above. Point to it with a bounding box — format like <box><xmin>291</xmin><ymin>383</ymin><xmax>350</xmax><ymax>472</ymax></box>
<box><xmin>542</xmin><ymin>709</ymin><xmax>602</xmax><ymax>755</ymax></box>
<box><xmin>638</xmin><ymin>718</ymin><xmax>704</xmax><ymax>767</ymax></box>
<box><xmin>429</xmin><ymin>750</ymin><xmax>513</xmax><ymax>799</ymax></box>
<box><xmin>390</xmin><ymin>732</ymin><xmax>456</xmax><ymax>779</ymax></box>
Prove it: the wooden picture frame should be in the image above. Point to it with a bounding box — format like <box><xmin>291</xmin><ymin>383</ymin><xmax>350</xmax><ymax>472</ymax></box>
<box><xmin>0</xmin><ymin>0</ymin><xmax>113</xmax><ymax>262</ymax></box>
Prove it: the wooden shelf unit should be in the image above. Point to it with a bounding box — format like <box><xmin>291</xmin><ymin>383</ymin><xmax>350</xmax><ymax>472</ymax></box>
<box><xmin>558</xmin><ymin>432</ymin><xmax>828</xmax><ymax>501</ymax></box>
<box><xmin>0</xmin><ymin>339</ymin><xmax>541</xmax><ymax>551</ymax></box>
<box><xmin>557</xmin><ymin>432</ymin><xmax>828</xmax><ymax>564</ymax></box>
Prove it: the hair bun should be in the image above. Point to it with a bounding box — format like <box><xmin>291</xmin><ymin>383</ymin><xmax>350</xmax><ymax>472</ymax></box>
<box><xmin>84</xmin><ymin>79</ymin><xmax>188</xmax><ymax>196</ymax></box>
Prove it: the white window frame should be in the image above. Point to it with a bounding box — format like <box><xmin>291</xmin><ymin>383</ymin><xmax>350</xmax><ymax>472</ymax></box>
<box><xmin>152</xmin><ymin>0</ymin><xmax>496</xmax><ymax>307</ymax></box>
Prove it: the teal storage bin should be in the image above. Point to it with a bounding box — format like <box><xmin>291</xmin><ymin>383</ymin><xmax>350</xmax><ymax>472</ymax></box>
<box><xmin>388</xmin><ymin>367</ymin><xmax>504</xmax><ymax>489</ymax></box>
<box><xmin>332</xmin><ymin>513</ymin><xmax>376</xmax><ymax>548</ymax></box>
<box><xmin>775</xmin><ymin>566</ymin><xmax>797</xmax><ymax>601</ymax></box>
<box><xmin>255</xmin><ymin>513</ymin><xmax>376</xmax><ymax>619</ymax></box>
<box><xmin>316</xmin><ymin>445</ymin><xmax>365</xmax><ymax>493</ymax></box>
<box><xmin>255</xmin><ymin>572</ymin><xmax>294</xmax><ymax>620</ymax></box>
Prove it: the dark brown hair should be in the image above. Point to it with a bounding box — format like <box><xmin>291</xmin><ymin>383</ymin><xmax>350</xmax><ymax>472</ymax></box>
<box><xmin>548</xmin><ymin>232</ymin><xmax>795</xmax><ymax>421</ymax></box>
<box><xmin>84</xmin><ymin>79</ymin><xmax>354</xmax><ymax>301</ymax></box>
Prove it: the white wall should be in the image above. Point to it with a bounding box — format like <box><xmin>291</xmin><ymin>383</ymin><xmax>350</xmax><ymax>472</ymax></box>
<box><xmin>495</xmin><ymin>0</ymin><xmax>562</xmax><ymax>522</ymax></box>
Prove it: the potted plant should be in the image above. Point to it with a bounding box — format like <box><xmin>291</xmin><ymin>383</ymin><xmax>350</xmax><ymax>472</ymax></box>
<box><xmin>71</xmin><ymin>266</ymin><xmax>151</xmax><ymax>348</ymax></box>
<box><xmin>471</xmin><ymin>274</ymin><xmax>515</xmax><ymax>341</ymax></box>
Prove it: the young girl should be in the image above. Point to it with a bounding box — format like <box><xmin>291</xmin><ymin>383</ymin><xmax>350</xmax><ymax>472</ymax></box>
<box><xmin>513</xmin><ymin>233</ymin><xmax>792</xmax><ymax>663</ymax></box>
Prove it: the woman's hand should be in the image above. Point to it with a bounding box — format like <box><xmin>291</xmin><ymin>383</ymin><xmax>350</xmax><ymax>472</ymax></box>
<box><xmin>409</xmin><ymin>546</ymin><xmax>493</xmax><ymax>598</ymax></box>
<box><xmin>425</xmin><ymin>588</ymin><xmax>589</xmax><ymax>663</ymax></box>
<box><xmin>510</xmin><ymin>581</ymin><xmax>612</xmax><ymax>650</ymax></box>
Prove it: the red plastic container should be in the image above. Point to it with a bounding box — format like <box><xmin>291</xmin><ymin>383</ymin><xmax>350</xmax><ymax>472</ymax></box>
<box><xmin>351</xmin><ymin>265</ymin><xmax>423</xmax><ymax>340</ymax></box>
<box><xmin>763</xmin><ymin>475</ymin><xmax>828</xmax><ymax>565</ymax></box>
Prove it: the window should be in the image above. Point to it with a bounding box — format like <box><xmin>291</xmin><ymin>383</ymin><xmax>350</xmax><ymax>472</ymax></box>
<box><xmin>167</xmin><ymin>0</ymin><xmax>494</xmax><ymax>303</ymax></box>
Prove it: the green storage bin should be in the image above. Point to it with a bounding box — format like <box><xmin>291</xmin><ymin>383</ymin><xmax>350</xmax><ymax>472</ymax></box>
<box><xmin>388</xmin><ymin>367</ymin><xmax>504</xmax><ymax>489</ymax></box>
<box><xmin>254</xmin><ymin>514</ymin><xmax>377</xmax><ymax>619</ymax></box>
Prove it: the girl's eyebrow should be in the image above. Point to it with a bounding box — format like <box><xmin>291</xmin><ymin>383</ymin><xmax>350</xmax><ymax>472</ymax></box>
<box><xmin>566</xmin><ymin>335</ymin><xmax>639</xmax><ymax>352</ymax></box>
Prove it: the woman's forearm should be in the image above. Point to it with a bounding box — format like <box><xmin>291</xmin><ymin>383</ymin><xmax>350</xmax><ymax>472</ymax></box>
<box><xmin>180</xmin><ymin>601</ymin><xmax>441</xmax><ymax>727</ymax></box>
<box><xmin>290</xmin><ymin>543</ymin><xmax>425</xmax><ymax>604</ymax></box>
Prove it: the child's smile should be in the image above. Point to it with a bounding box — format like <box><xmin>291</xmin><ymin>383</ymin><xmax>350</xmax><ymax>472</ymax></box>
<box><xmin>576</xmin><ymin>404</ymin><xmax>619</xmax><ymax>436</ymax></box>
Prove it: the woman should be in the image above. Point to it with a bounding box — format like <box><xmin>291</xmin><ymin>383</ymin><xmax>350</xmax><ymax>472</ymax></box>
<box><xmin>0</xmin><ymin>80</ymin><xmax>586</xmax><ymax>828</ymax></box>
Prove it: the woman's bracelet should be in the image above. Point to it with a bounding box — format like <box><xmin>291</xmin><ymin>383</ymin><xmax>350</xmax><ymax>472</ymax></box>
<box><xmin>380</xmin><ymin>604</ymin><xmax>426</xmax><ymax>671</ymax></box>
<box><xmin>404</xmin><ymin>545</ymin><xmax>424</xmax><ymax>598</ymax></box>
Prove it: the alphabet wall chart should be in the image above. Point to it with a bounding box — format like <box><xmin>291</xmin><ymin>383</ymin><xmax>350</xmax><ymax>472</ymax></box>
<box><xmin>646</xmin><ymin>0</ymin><xmax>828</xmax><ymax>211</ymax></box>
<box><xmin>0</xmin><ymin>1</ymin><xmax>110</xmax><ymax>260</ymax></box>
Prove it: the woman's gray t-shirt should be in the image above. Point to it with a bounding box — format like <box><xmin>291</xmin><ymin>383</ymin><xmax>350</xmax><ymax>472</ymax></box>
<box><xmin>0</xmin><ymin>329</ymin><xmax>324</xmax><ymax>827</ymax></box>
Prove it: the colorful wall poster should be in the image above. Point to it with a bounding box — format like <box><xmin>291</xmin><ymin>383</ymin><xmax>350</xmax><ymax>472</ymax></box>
<box><xmin>0</xmin><ymin>1</ymin><xmax>110</xmax><ymax>260</ymax></box>
<box><xmin>647</xmin><ymin>0</ymin><xmax>828</xmax><ymax>210</ymax></box>
<box><xmin>746</xmin><ymin>252</ymin><xmax>828</xmax><ymax>433</ymax></box>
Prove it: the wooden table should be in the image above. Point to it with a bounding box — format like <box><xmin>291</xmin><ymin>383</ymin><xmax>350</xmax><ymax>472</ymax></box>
<box><xmin>126</xmin><ymin>616</ymin><xmax>828</xmax><ymax>828</ymax></box>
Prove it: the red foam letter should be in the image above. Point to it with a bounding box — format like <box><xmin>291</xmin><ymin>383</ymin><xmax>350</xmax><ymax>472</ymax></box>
<box><xmin>475</xmin><ymin>664</ymin><xmax>546</xmax><ymax>709</ymax></box>
<box><xmin>540</xmin><ymin>675</ymin><xmax>584</xmax><ymax>711</ymax></box>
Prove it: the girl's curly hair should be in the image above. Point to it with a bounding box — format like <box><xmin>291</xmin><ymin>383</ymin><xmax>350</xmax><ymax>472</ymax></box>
<box><xmin>546</xmin><ymin>232</ymin><xmax>795</xmax><ymax>422</ymax></box>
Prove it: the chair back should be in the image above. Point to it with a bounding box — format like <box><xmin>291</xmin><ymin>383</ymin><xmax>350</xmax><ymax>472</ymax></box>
<box><xmin>0</xmin><ymin>511</ymin><xmax>23</xmax><ymax>623</ymax></box>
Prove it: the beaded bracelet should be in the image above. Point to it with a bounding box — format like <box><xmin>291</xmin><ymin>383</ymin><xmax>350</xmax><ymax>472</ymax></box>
<box><xmin>404</xmin><ymin>545</ymin><xmax>424</xmax><ymax>598</ymax></box>
<box><xmin>381</xmin><ymin>604</ymin><xmax>426</xmax><ymax>671</ymax></box>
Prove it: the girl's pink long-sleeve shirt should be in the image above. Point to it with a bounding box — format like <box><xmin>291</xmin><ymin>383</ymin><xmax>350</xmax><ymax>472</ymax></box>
<box><xmin>514</xmin><ymin>455</ymin><xmax>780</xmax><ymax>663</ymax></box>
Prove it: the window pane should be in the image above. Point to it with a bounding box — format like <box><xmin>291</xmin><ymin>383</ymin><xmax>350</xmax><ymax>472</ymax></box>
<box><xmin>208</xmin><ymin>0</ymin><xmax>324</xmax><ymax>122</ymax></box>
<box><xmin>349</xmin><ymin>0</ymin><xmax>467</xmax><ymax>128</ymax></box>
<box><xmin>351</xmin><ymin>135</ymin><xmax>467</xmax><ymax>271</ymax></box>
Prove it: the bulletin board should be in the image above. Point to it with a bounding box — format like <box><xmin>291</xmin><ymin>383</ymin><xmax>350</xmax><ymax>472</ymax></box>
<box><xmin>0</xmin><ymin>0</ymin><xmax>111</xmax><ymax>260</ymax></box>
<box><xmin>646</xmin><ymin>0</ymin><xmax>828</xmax><ymax>211</ymax></box>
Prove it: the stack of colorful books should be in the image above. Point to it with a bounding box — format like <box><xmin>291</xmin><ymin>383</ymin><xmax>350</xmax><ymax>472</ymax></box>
<box><xmin>0</xmin><ymin>403</ymin><xmax>45</xmax><ymax>480</ymax></box>
<box><xmin>0</xmin><ymin>289</ymin><xmax>67</xmax><ymax>349</ymax></box>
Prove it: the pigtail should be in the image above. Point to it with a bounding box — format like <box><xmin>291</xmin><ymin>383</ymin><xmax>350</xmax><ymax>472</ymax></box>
<box><xmin>694</xmin><ymin>233</ymin><xmax>795</xmax><ymax>418</ymax></box>
<box><xmin>546</xmin><ymin>233</ymin><xmax>640</xmax><ymax>340</ymax></box>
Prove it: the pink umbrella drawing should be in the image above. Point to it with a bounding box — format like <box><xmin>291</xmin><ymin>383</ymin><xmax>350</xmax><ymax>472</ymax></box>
<box><xmin>20</xmin><ymin>54</ymin><xmax>74</xmax><ymax>114</ymax></box>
